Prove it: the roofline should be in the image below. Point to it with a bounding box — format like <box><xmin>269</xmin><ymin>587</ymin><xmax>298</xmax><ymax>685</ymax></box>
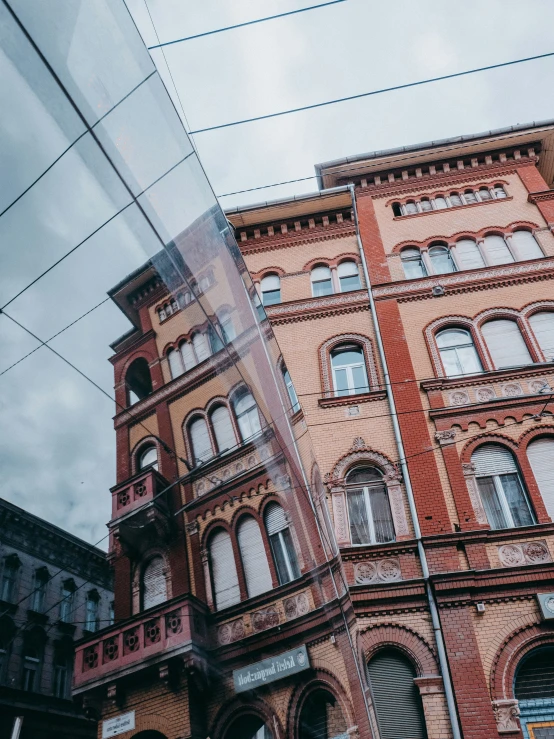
<box><xmin>107</xmin><ymin>259</ymin><xmax>153</xmax><ymax>297</ymax></box>
<box><xmin>224</xmin><ymin>184</ymin><xmax>350</xmax><ymax>217</ymax></box>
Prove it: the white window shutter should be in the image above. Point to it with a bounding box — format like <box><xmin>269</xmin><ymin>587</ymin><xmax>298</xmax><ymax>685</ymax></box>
<box><xmin>211</xmin><ymin>406</ymin><xmax>236</xmax><ymax>454</ymax></box>
<box><xmin>167</xmin><ymin>349</ymin><xmax>183</xmax><ymax>379</ymax></box>
<box><xmin>180</xmin><ymin>341</ymin><xmax>196</xmax><ymax>370</ymax></box>
<box><xmin>455</xmin><ymin>239</ymin><xmax>485</xmax><ymax>270</ymax></box>
<box><xmin>265</xmin><ymin>503</ymin><xmax>288</xmax><ymax>535</ymax></box>
<box><xmin>142</xmin><ymin>557</ymin><xmax>167</xmax><ymax>610</ymax></box>
<box><xmin>192</xmin><ymin>333</ymin><xmax>210</xmax><ymax>362</ymax></box>
<box><xmin>511</xmin><ymin>231</ymin><xmax>543</xmax><ymax>261</ymax></box>
<box><xmin>483</xmin><ymin>235</ymin><xmax>514</xmax><ymax>265</ymax></box>
<box><xmin>472</xmin><ymin>445</ymin><xmax>517</xmax><ymax>476</ymax></box>
<box><xmin>190</xmin><ymin>418</ymin><xmax>212</xmax><ymax>463</ymax></box>
<box><xmin>237</xmin><ymin>517</ymin><xmax>272</xmax><ymax>598</ymax></box>
<box><xmin>482</xmin><ymin>319</ymin><xmax>532</xmax><ymax>368</ymax></box>
<box><xmin>527</xmin><ymin>438</ymin><xmax>554</xmax><ymax>520</ymax></box>
<box><xmin>261</xmin><ymin>274</ymin><xmax>280</xmax><ymax>291</ymax></box>
<box><xmin>529</xmin><ymin>312</ymin><xmax>554</xmax><ymax>361</ymax></box>
<box><xmin>210</xmin><ymin>531</ymin><xmax>240</xmax><ymax>610</ymax></box>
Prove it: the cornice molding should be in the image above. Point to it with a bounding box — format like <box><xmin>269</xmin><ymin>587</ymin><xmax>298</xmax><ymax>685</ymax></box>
<box><xmin>528</xmin><ymin>190</ymin><xmax>554</xmax><ymax>203</ymax></box>
<box><xmin>238</xmin><ymin>224</ymin><xmax>356</xmax><ymax>254</ymax></box>
<box><xmin>265</xmin><ymin>290</ymin><xmax>368</xmax><ymax>326</ymax></box>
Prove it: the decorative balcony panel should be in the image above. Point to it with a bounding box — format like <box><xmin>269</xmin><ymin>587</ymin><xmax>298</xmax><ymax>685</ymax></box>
<box><xmin>73</xmin><ymin>597</ymin><xmax>209</xmax><ymax>691</ymax></box>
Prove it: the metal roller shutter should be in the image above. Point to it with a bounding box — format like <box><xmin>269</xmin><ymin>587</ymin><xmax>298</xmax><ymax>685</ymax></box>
<box><xmin>211</xmin><ymin>406</ymin><xmax>236</xmax><ymax>454</ymax></box>
<box><xmin>237</xmin><ymin>517</ymin><xmax>272</xmax><ymax>598</ymax></box>
<box><xmin>265</xmin><ymin>503</ymin><xmax>287</xmax><ymax>535</ymax></box>
<box><xmin>529</xmin><ymin>312</ymin><xmax>554</xmax><ymax>361</ymax></box>
<box><xmin>455</xmin><ymin>239</ymin><xmax>485</xmax><ymax>270</ymax></box>
<box><xmin>511</xmin><ymin>230</ymin><xmax>543</xmax><ymax>261</ymax></box>
<box><xmin>481</xmin><ymin>320</ymin><xmax>532</xmax><ymax>369</ymax></box>
<box><xmin>527</xmin><ymin>438</ymin><xmax>554</xmax><ymax>520</ymax></box>
<box><xmin>367</xmin><ymin>650</ymin><xmax>427</xmax><ymax>739</ymax></box>
<box><xmin>210</xmin><ymin>530</ymin><xmax>240</xmax><ymax>610</ymax></box>
<box><xmin>143</xmin><ymin>557</ymin><xmax>167</xmax><ymax>610</ymax></box>
<box><xmin>472</xmin><ymin>444</ymin><xmax>517</xmax><ymax>476</ymax></box>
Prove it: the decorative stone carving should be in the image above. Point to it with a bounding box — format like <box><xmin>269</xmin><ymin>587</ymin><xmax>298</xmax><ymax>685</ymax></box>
<box><xmin>251</xmin><ymin>607</ymin><xmax>280</xmax><ymax>632</ymax></box>
<box><xmin>387</xmin><ymin>484</ymin><xmax>410</xmax><ymax>537</ymax></box>
<box><xmin>283</xmin><ymin>591</ymin><xmax>311</xmax><ymax>621</ymax></box>
<box><xmin>462</xmin><ymin>462</ymin><xmax>476</xmax><ymax>475</ymax></box>
<box><xmin>502</xmin><ymin>383</ymin><xmax>523</xmax><ymax>397</ymax></box>
<box><xmin>185</xmin><ymin>521</ymin><xmax>199</xmax><ymax>536</ymax></box>
<box><xmin>217</xmin><ymin>618</ymin><xmax>245</xmax><ymax>645</ymax></box>
<box><xmin>331</xmin><ymin>442</ymin><xmax>398</xmax><ymax>482</ymax></box>
<box><xmin>498</xmin><ymin>541</ymin><xmax>551</xmax><ymax>567</ymax></box>
<box><xmin>493</xmin><ymin>699</ymin><xmax>520</xmax><ymax>733</ymax></box>
<box><xmin>435</xmin><ymin>429</ymin><xmax>456</xmax><ymax>445</ymax></box>
<box><xmin>352</xmin><ymin>437</ymin><xmax>366</xmax><ymax>450</ymax></box>
<box><xmin>331</xmin><ymin>492</ymin><xmax>349</xmax><ymax>545</ymax></box>
<box><xmin>464</xmin><ymin>475</ymin><xmax>488</xmax><ymax>524</ymax></box>
<box><xmin>529</xmin><ymin>379</ymin><xmax>549</xmax><ymax>394</ymax></box>
<box><xmin>354</xmin><ymin>558</ymin><xmax>402</xmax><ymax>584</ymax></box>
<box><xmin>449</xmin><ymin>391</ymin><xmax>470</xmax><ymax>406</ymax></box>
<box><xmin>475</xmin><ymin>387</ymin><xmax>496</xmax><ymax>402</ymax></box>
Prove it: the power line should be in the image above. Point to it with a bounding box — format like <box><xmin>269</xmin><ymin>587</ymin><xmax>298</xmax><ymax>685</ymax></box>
<box><xmin>146</xmin><ymin>0</ymin><xmax>346</xmax><ymax>50</ymax></box>
<box><xmin>189</xmin><ymin>51</ymin><xmax>554</xmax><ymax>135</ymax></box>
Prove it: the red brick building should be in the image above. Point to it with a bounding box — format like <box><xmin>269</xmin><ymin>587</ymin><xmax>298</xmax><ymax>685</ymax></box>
<box><xmin>74</xmin><ymin>122</ymin><xmax>554</xmax><ymax>739</ymax></box>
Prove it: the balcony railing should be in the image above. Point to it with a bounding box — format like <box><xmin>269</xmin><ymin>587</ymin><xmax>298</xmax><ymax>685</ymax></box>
<box><xmin>111</xmin><ymin>467</ymin><xmax>169</xmax><ymax>520</ymax></box>
<box><xmin>73</xmin><ymin>597</ymin><xmax>209</xmax><ymax>691</ymax></box>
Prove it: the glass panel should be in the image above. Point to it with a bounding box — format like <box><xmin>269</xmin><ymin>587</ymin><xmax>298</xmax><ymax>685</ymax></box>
<box><xmin>211</xmin><ymin>406</ymin><xmax>236</xmax><ymax>454</ymax></box>
<box><xmin>347</xmin><ymin>490</ymin><xmax>372</xmax><ymax>544</ymax></box>
<box><xmin>477</xmin><ymin>477</ymin><xmax>508</xmax><ymax>529</ymax></box>
<box><xmin>312</xmin><ymin>279</ymin><xmax>333</xmax><ymax>297</ymax></box>
<box><xmin>436</xmin><ymin>329</ymin><xmax>470</xmax><ymax>349</ymax></box>
<box><xmin>333</xmin><ymin>367</ymin><xmax>349</xmax><ymax>397</ymax></box>
<box><xmin>139</xmin><ymin>447</ymin><xmax>158</xmax><ymax>470</ymax></box>
<box><xmin>450</xmin><ymin>194</ymin><xmax>463</xmax><ymax>207</ymax></box>
<box><xmin>420</xmin><ymin>199</ymin><xmax>432</xmax><ymax>211</ymax></box>
<box><xmin>352</xmin><ymin>364</ymin><xmax>369</xmax><ymax>394</ymax></box>
<box><xmin>482</xmin><ymin>320</ymin><xmax>533</xmax><ymax>368</ymax></box>
<box><xmin>439</xmin><ymin>347</ymin><xmax>463</xmax><ymax>377</ymax></box>
<box><xmin>455</xmin><ymin>239</ymin><xmax>485</xmax><ymax>270</ymax></box>
<box><xmin>270</xmin><ymin>533</ymin><xmax>291</xmax><ymax>585</ymax></box>
<box><xmin>479</xmin><ymin>188</ymin><xmax>492</xmax><ymax>201</ymax></box>
<box><xmin>190</xmin><ymin>418</ymin><xmax>213</xmax><ymax>463</ymax></box>
<box><xmin>402</xmin><ymin>253</ymin><xmax>426</xmax><ymax>279</ymax></box>
<box><xmin>483</xmin><ymin>235</ymin><xmax>514</xmax><ymax>265</ymax></box>
<box><xmin>429</xmin><ymin>247</ymin><xmax>455</xmax><ymax>274</ymax></box>
<box><xmin>500</xmin><ymin>473</ymin><xmax>534</xmax><ymax>527</ymax></box>
<box><xmin>368</xmin><ymin>486</ymin><xmax>395</xmax><ymax>542</ymax></box>
<box><xmin>464</xmin><ymin>190</ymin><xmax>477</xmax><ymax>203</ymax></box>
<box><xmin>494</xmin><ymin>186</ymin><xmax>507</xmax><ymax>198</ymax></box>
<box><xmin>262</xmin><ymin>289</ymin><xmax>281</xmax><ymax>306</ymax></box>
<box><xmin>433</xmin><ymin>197</ymin><xmax>447</xmax><ymax>209</ymax></box>
<box><xmin>456</xmin><ymin>345</ymin><xmax>483</xmax><ymax>374</ymax></box>
<box><xmin>340</xmin><ymin>274</ymin><xmax>361</xmax><ymax>292</ymax></box>
<box><xmin>281</xmin><ymin>528</ymin><xmax>301</xmax><ymax>580</ymax></box>
<box><xmin>404</xmin><ymin>202</ymin><xmax>417</xmax><ymax>214</ymax></box>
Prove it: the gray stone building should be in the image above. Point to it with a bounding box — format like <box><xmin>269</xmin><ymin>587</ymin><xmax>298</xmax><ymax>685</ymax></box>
<box><xmin>0</xmin><ymin>497</ymin><xmax>113</xmax><ymax>738</ymax></box>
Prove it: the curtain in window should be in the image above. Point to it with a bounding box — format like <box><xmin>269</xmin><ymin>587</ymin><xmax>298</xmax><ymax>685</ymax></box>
<box><xmin>436</xmin><ymin>329</ymin><xmax>482</xmax><ymax>377</ymax></box>
<box><xmin>189</xmin><ymin>417</ymin><xmax>213</xmax><ymax>463</ymax></box>
<box><xmin>511</xmin><ymin>230</ymin><xmax>543</xmax><ymax>261</ymax></box>
<box><xmin>483</xmin><ymin>235</ymin><xmax>514</xmax><ymax>265</ymax></box>
<box><xmin>142</xmin><ymin>556</ymin><xmax>167</xmax><ymax>610</ymax></box>
<box><xmin>260</xmin><ymin>274</ymin><xmax>281</xmax><ymax>306</ymax></box>
<box><xmin>234</xmin><ymin>391</ymin><xmax>262</xmax><ymax>441</ymax></box>
<box><xmin>347</xmin><ymin>489</ymin><xmax>372</xmax><ymax>545</ymax></box>
<box><xmin>237</xmin><ymin>517</ymin><xmax>273</xmax><ymax>598</ymax></box>
<box><xmin>311</xmin><ymin>266</ymin><xmax>333</xmax><ymax>297</ymax></box>
<box><xmin>529</xmin><ymin>312</ymin><xmax>554</xmax><ymax>360</ymax></box>
<box><xmin>401</xmin><ymin>248</ymin><xmax>426</xmax><ymax>279</ymax></box>
<box><xmin>527</xmin><ymin>438</ymin><xmax>554</xmax><ymax>520</ymax></box>
<box><xmin>428</xmin><ymin>246</ymin><xmax>455</xmax><ymax>274</ymax></box>
<box><xmin>337</xmin><ymin>260</ymin><xmax>361</xmax><ymax>292</ymax></box>
<box><xmin>455</xmin><ymin>239</ymin><xmax>485</xmax><ymax>270</ymax></box>
<box><xmin>210</xmin><ymin>406</ymin><xmax>236</xmax><ymax>454</ymax></box>
<box><xmin>481</xmin><ymin>319</ymin><xmax>532</xmax><ymax>368</ymax></box>
<box><xmin>210</xmin><ymin>530</ymin><xmax>240</xmax><ymax>610</ymax></box>
<box><xmin>449</xmin><ymin>193</ymin><xmax>463</xmax><ymax>207</ymax></box>
<box><xmin>346</xmin><ymin>468</ymin><xmax>395</xmax><ymax>545</ymax></box>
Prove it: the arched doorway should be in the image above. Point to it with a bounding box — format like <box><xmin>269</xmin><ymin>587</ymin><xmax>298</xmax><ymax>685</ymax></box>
<box><xmin>224</xmin><ymin>714</ymin><xmax>273</xmax><ymax>739</ymax></box>
<box><xmin>132</xmin><ymin>733</ymin><xmax>167</xmax><ymax>739</ymax></box>
<box><xmin>367</xmin><ymin>648</ymin><xmax>427</xmax><ymax>739</ymax></box>
<box><xmin>299</xmin><ymin>688</ymin><xmax>347</xmax><ymax>739</ymax></box>
<box><xmin>515</xmin><ymin>646</ymin><xmax>554</xmax><ymax>739</ymax></box>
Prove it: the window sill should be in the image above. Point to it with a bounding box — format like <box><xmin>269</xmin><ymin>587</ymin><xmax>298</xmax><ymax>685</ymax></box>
<box><xmin>56</xmin><ymin>620</ymin><xmax>77</xmax><ymax>635</ymax></box>
<box><xmin>318</xmin><ymin>390</ymin><xmax>387</xmax><ymax>408</ymax></box>
<box><xmin>0</xmin><ymin>599</ymin><xmax>17</xmax><ymax>615</ymax></box>
<box><xmin>393</xmin><ymin>196</ymin><xmax>513</xmax><ymax>220</ymax></box>
<box><xmin>421</xmin><ymin>362</ymin><xmax>554</xmax><ymax>392</ymax></box>
<box><xmin>27</xmin><ymin>609</ymin><xmax>49</xmax><ymax>625</ymax></box>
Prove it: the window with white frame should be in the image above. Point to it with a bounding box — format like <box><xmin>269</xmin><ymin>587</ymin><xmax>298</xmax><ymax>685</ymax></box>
<box><xmin>401</xmin><ymin>248</ymin><xmax>427</xmax><ymax>279</ymax></box>
<box><xmin>208</xmin><ymin>325</ymin><xmax>224</xmax><ymax>354</ymax></box>
<box><xmin>436</xmin><ymin>328</ymin><xmax>483</xmax><ymax>377</ymax></box>
<box><xmin>463</xmin><ymin>189</ymin><xmax>478</xmax><ymax>204</ymax></box>
<box><xmin>233</xmin><ymin>390</ymin><xmax>262</xmax><ymax>441</ymax></box>
<box><xmin>180</xmin><ymin>340</ymin><xmax>197</xmax><ymax>371</ymax></box>
<box><xmin>337</xmin><ymin>260</ymin><xmax>361</xmax><ymax>292</ymax></box>
<box><xmin>483</xmin><ymin>234</ymin><xmax>514</xmax><ymax>265</ymax></box>
<box><xmin>85</xmin><ymin>592</ymin><xmax>99</xmax><ymax>631</ymax></box>
<box><xmin>260</xmin><ymin>274</ymin><xmax>281</xmax><ymax>306</ymax></box>
<box><xmin>237</xmin><ymin>516</ymin><xmax>273</xmax><ymax>598</ymax></box>
<box><xmin>189</xmin><ymin>417</ymin><xmax>213</xmax><ymax>464</ymax></box>
<box><xmin>22</xmin><ymin>641</ymin><xmax>42</xmax><ymax>692</ymax></box>
<box><xmin>59</xmin><ymin>580</ymin><xmax>75</xmax><ymax>623</ymax></box>
<box><xmin>511</xmin><ymin>230</ymin><xmax>543</xmax><ymax>260</ymax></box>
<box><xmin>331</xmin><ymin>345</ymin><xmax>370</xmax><ymax>396</ymax></box>
<box><xmin>494</xmin><ymin>184</ymin><xmax>507</xmax><ymax>198</ymax></box>
<box><xmin>345</xmin><ymin>467</ymin><xmax>395</xmax><ymax>545</ymax></box>
<box><xmin>53</xmin><ymin>647</ymin><xmax>70</xmax><ymax>698</ymax></box>
<box><xmin>139</xmin><ymin>445</ymin><xmax>158</xmax><ymax>471</ymax></box>
<box><xmin>311</xmin><ymin>265</ymin><xmax>333</xmax><ymax>297</ymax></box>
<box><xmin>428</xmin><ymin>245</ymin><xmax>456</xmax><ymax>274</ymax></box>
<box><xmin>264</xmin><ymin>503</ymin><xmax>300</xmax><ymax>584</ymax></box>
<box><xmin>478</xmin><ymin>187</ymin><xmax>492</xmax><ymax>201</ymax></box>
<box><xmin>471</xmin><ymin>445</ymin><xmax>534</xmax><ymax>529</ymax></box>
<box><xmin>529</xmin><ymin>312</ymin><xmax>554</xmax><ymax>361</ymax></box>
<box><xmin>433</xmin><ymin>196</ymin><xmax>448</xmax><ymax>210</ymax></box>
<box><xmin>282</xmin><ymin>366</ymin><xmax>300</xmax><ymax>413</ymax></box>
<box><xmin>404</xmin><ymin>200</ymin><xmax>418</xmax><ymax>215</ymax></box>
<box><xmin>527</xmin><ymin>437</ymin><xmax>554</xmax><ymax>521</ymax></box>
<box><xmin>209</xmin><ymin>529</ymin><xmax>240</xmax><ymax>610</ymax></box>
<box><xmin>210</xmin><ymin>405</ymin><xmax>237</xmax><ymax>454</ymax></box>
<box><xmin>455</xmin><ymin>239</ymin><xmax>485</xmax><ymax>270</ymax></box>
<box><xmin>481</xmin><ymin>319</ymin><xmax>533</xmax><ymax>369</ymax></box>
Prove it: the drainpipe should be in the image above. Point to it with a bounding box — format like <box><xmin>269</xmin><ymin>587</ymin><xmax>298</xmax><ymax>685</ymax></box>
<box><xmin>348</xmin><ymin>184</ymin><xmax>462</xmax><ymax>739</ymax></box>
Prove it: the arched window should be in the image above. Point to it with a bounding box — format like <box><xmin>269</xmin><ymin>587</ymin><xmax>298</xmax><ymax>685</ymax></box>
<box><xmin>180</xmin><ymin>340</ymin><xmax>196</xmax><ymax>371</ymax></box>
<box><xmin>208</xmin><ymin>325</ymin><xmax>224</xmax><ymax>354</ymax></box>
<box><xmin>419</xmin><ymin>198</ymin><xmax>432</xmax><ymax>212</ymax></box>
<box><xmin>299</xmin><ymin>689</ymin><xmax>348</xmax><ymax>739</ymax></box>
<box><xmin>59</xmin><ymin>579</ymin><xmax>76</xmax><ymax>623</ymax></box>
<box><xmin>428</xmin><ymin>245</ymin><xmax>456</xmax><ymax>274</ymax></box>
<box><xmin>142</xmin><ymin>556</ymin><xmax>167</xmax><ymax>610</ymax></box>
<box><xmin>515</xmin><ymin>646</ymin><xmax>554</xmax><ymax>700</ymax></box>
<box><xmin>392</xmin><ymin>202</ymin><xmax>402</xmax><ymax>217</ymax></box>
<box><xmin>85</xmin><ymin>591</ymin><xmax>99</xmax><ymax>631</ymax></box>
<box><xmin>218</xmin><ymin>308</ymin><xmax>236</xmax><ymax>342</ymax></box>
<box><xmin>478</xmin><ymin>187</ymin><xmax>492</xmax><ymax>201</ymax></box>
<box><xmin>139</xmin><ymin>445</ymin><xmax>158</xmax><ymax>471</ymax></box>
<box><xmin>367</xmin><ymin>649</ymin><xmax>426</xmax><ymax>739</ymax></box>
<box><xmin>264</xmin><ymin>503</ymin><xmax>300</xmax><ymax>584</ymax></box>
<box><xmin>260</xmin><ymin>274</ymin><xmax>281</xmax><ymax>306</ymax></box>
<box><xmin>511</xmin><ymin>230</ymin><xmax>543</xmax><ymax>260</ymax></box>
<box><xmin>282</xmin><ymin>366</ymin><xmax>300</xmax><ymax>413</ymax></box>
<box><xmin>167</xmin><ymin>348</ymin><xmax>184</xmax><ymax>379</ymax></box>
<box><xmin>331</xmin><ymin>345</ymin><xmax>369</xmax><ymax>396</ymax></box>
<box><xmin>455</xmin><ymin>239</ymin><xmax>485</xmax><ymax>270</ymax></box>
<box><xmin>126</xmin><ymin>358</ymin><xmax>152</xmax><ymax>405</ymax></box>
<box><xmin>433</xmin><ymin>196</ymin><xmax>448</xmax><ymax>210</ymax></box>
<box><xmin>311</xmin><ymin>265</ymin><xmax>333</xmax><ymax>297</ymax></box>
<box><xmin>449</xmin><ymin>192</ymin><xmax>463</xmax><ymax>207</ymax></box>
<box><xmin>1</xmin><ymin>555</ymin><xmax>19</xmax><ymax>603</ymax></box>
<box><xmin>494</xmin><ymin>184</ymin><xmax>507</xmax><ymax>199</ymax></box>
<box><xmin>224</xmin><ymin>715</ymin><xmax>272</xmax><ymax>739</ymax></box>
<box><xmin>529</xmin><ymin>312</ymin><xmax>554</xmax><ymax>361</ymax></box>
<box><xmin>404</xmin><ymin>201</ymin><xmax>418</xmax><ymax>215</ymax></box>
<box><xmin>436</xmin><ymin>328</ymin><xmax>482</xmax><ymax>377</ymax></box>
<box><xmin>527</xmin><ymin>437</ymin><xmax>554</xmax><ymax>520</ymax></box>
<box><xmin>337</xmin><ymin>260</ymin><xmax>361</xmax><ymax>292</ymax></box>
<box><xmin>483</xmin><ymin>234</ymin><xmax>514</xmax><ymax>265</ymax></box>
<box><xmin>237</xmin><ymin>517</ymin><xmax>273</xmax><ymax>598</ymax></box>
<box><xmin>189</xmin><ymin>417</ymin><xmax>213</xmax><ymax>464</ymax></box>
<box><xmin>210</xmin><ymin>405</ymin><xmax>236</xmax><ymax>454</ymax></box>
<box><xmin>233</xmin><ymin>390</ymin><xmax>262</xmax><ymax>442</ymax></box>
<box><xmin>345</xmin><ymin>467</ymin><xmax>395</xmax><ymax>545</ymax></box>
<box><xmin>209</xmin><ymin>530</ymin><xmax>240</xmax><ymax>610</ymax></box>
<box><xmin>481</xmin><ymin>319</ymin><xmax>533</xmax><ymax>369</ymax></box>
<box><xmin>401</xmin><ymin>248</ymin><xmax>427</xmax><ymax>280</ymax></box>
<box><xmin>464</xmin><ymin>189</ymin><xmax>477</xmax><ymax>204</ymax></box>
<box><xmin>471</xmin><ymin>444</ymin><xmax>534</xmax><ymax>529</ymax></box>
<box><xmin>192</xmin><ymin>332</ymin><xmax>211</xmax><ymax>363</ymax></box>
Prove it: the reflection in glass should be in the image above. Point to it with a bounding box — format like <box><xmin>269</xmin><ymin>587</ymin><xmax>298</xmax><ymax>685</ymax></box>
<box><xmin>331</xmin><ymin>346</ymin><xmax>369</xmax><ymax>396</ymax></box>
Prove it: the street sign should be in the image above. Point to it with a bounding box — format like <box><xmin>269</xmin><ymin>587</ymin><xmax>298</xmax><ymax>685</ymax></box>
<box><xmin>233</xmin><ymin>645</ymin><xmax>310</xmax><ymax>693</ymax></box>
<box><xmin>102</xmin><ymin>711</ymin><xmax>136</xmax><ymax>738</ymax></box>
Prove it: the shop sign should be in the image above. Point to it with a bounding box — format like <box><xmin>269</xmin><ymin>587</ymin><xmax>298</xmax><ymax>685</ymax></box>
<box><xmin>233</xmin><ymin>645</ymin><xmax>310</xmax><ymax>693</ymax></box>
<box><xmin>102</xmin><ymin>711</ymin><xmax>135</xmax><ymax>738</ymax></box>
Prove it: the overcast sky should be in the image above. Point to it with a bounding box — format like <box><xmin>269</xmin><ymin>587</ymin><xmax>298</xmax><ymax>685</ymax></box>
<box><xmin>2</xmin><ymin>0</ymin><xmax>554</xmax><ymax>549</ymax></box>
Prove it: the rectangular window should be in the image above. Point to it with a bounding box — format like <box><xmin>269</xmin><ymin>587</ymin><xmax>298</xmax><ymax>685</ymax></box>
<box><xmin>85</xmin><ymin>596</ymin><xmax>99</xmax><ymax>631</ymax></box>
<box><xmin>477</xmin><ymin>474</ymin><xmax>534</xmax><ymax>529</ymax></box>
<box><xmin>53</xmin><ymin>664</ymin><xmax>67</xmax><ymax>698</ymax></box>
<box><xmin>22</xmin><ymin>657</ymin><xmax>39</xmax><ymax>692</ymax></box>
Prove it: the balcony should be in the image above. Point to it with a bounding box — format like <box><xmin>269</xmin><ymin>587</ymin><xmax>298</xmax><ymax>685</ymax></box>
<box><xmin>109</xmin><ymin>468</ymin><xmax>172</xmax><ymax>553</ymax></box>
<box><xmin>73</xmin><ymin>596</ymin><xmax>209</xmax><ymax>692</ymax></box>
